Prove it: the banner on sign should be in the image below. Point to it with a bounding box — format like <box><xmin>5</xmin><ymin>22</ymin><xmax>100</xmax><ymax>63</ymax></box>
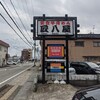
<box><xmin>47</xmin><ymin>44</ymin><xmax>64</xmax><ymax>59</ymax></box>
<box><xmin>46</xmin><ymin>61</ymin><xmax>65</xmax><ymax>73</ymax></box>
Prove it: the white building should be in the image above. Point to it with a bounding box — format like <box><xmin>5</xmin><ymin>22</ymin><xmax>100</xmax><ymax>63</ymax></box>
<box><xmin>0</xmin><ymin>40</ymin><xmax>9</xmax><ymax>67</ymax></box>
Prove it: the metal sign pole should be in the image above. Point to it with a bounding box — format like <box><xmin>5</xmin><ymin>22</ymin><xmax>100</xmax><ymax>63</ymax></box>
<box><xmin>42</xmin><ymin>39</ymin><xmax>45</xmax><ymax>83</ymax></box>
<box><xmin>66</xmin><ymin>38</ymin><xmax>69</xmax><ymax>84</ymax></box>
<box><xmin>65</xmin><ymin>14</ymin><xmax>69</xmax><ymax>84</ymax></box>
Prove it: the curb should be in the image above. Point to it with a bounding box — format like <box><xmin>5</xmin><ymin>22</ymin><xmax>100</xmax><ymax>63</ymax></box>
<box><xmin>13</xmin><ymin>71</ymin><xmax>38</xmax><ymax>99</ymax></box>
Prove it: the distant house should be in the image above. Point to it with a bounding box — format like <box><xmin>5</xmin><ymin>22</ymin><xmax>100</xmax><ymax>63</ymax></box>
<box><xmin>0</xmin><ymin>40</ymin><xmax>10</xmax><ymax>67</ymax></box>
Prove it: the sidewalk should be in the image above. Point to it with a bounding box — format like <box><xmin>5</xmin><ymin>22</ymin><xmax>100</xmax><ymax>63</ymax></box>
<box><xmin>12</xmin><ymin>62</ymin><xmax>78</xmax><ymax>100</ymax></box>
<box><xmin>13</xmin><ymin>68</ymin><xmax>38</xmax><ymax>100</ymax></box>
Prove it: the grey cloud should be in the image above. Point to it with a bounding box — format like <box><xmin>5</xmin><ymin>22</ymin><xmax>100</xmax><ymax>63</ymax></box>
<box><xmin>1</xmin><ymin>0</ymin><xmax>100</xmax><ymax>56</ymax></box>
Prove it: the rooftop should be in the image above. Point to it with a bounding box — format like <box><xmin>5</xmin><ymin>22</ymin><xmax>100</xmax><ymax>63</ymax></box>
<box><xmin>0</xmin><ymin>40</ymin><xmax>10</xmax><ymax>47</ymax></box>
<box><xmin>77</xmin><ymin>34</ymin><xmax>100</xmax><ymax>39</ymax></box>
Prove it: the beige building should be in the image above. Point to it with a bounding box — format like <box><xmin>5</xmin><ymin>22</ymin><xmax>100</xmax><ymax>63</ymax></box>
<box><xmin>0</xmin><ymin>40</ymin><xmax>9</xmax><ymax>67</ymax></box>
<box><xmin>43</xmin><ymin>34</ymin><xmax>100</xmax><ymax>63</ymax></box>
<box><xmin>69</xmin><ymin>34</ymin><xmax>100</xmax><ymax>62</ymax></box>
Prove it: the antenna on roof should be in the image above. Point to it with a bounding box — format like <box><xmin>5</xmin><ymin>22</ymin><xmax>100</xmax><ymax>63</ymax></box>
<box><xmin>93</xmin><ymin>25</ymin><xmax>95</xmax><ymax>34</ymax></box>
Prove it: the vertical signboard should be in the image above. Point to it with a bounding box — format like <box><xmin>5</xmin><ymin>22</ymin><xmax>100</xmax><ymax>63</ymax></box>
<box><xmin>46</xmin><ymin>44</ymin><xmax>65</xmax><ymax>75</ymax></box>
<box><xmin>47</xmin><ymin>44</ymin><xmax>64</xmax><ymax>59</ymax></box>
<box><xmin>32</xmin><ymin>14</ymin><xmax>79</xmax><ymax>84</ymax></box>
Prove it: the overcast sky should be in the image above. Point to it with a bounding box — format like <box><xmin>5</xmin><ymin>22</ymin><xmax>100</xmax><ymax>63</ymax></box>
<box><xmin>0</xmin><ymin>0</ymin><xmax>100</xmax><ymax>56</ymax></box>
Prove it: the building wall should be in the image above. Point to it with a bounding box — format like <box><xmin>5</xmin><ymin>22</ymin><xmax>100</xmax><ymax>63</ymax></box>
<box><xmin>0</xmin><ymin>45</ymin><xmax>8</xmax><ymax>66</ymax></box>
<box><xmin>21</xmin><ymin>49</ymin><xmax>32</xmax><ymax>61</ymax></box>
<box><xmin>69</xmin><ymin>39</ymin><xmax>100</xmax><ymax>62</ymax></box>
<box><xmin>43</xmin><ymin>38</ymin><xmax>100</xmax><ymax>63</ymax></box>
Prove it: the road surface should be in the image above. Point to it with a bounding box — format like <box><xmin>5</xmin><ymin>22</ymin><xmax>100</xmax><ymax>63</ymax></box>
<box><xmin>0</xmin><ymin>62</ymin><xmax>33</xmax><ymax>87</ymax></box>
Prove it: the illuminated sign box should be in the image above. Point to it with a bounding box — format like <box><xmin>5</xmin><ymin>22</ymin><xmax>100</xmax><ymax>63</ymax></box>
<box><xmin>37</xmin><ymin>20</ymin><xmax>75</xmax><ymax>36</ymax></box>
<box><xmin>47</xmin><ymin>44</ymin><xmax>64</xmax><ymax>59</ymax></box>
<box><xmin>46</xmin><ymin>62</ymin><xmax>65</xmax><ymax>73</ymax></box>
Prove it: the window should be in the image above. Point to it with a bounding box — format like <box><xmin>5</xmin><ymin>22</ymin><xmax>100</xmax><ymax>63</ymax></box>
<box><xmin>75</xmin><ymin>41</ymin><xmax>84</xmax><ymax>47</ymax></box>
<box><xmin>93</xmin><ymin>41</ymin><xmax>100</xmax><ymax>47</ymax></box>
<box><xmin>83</xmin><ymin>56</ymin><xmax>100</xmax><ymax>61</ymax></box>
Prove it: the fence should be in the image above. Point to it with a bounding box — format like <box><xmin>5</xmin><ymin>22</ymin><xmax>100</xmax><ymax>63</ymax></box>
<box><xmin>38</xmin><ymin>74</ymin><xmax>100</xmax><ymax>86</ymax></box>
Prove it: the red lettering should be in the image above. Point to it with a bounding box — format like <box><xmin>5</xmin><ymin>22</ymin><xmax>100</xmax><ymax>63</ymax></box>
<box><xmin>56</xmin><ymin>21</ymin><xmax>60</xmax><ymax>25</ymax></box>
<box><xmin>66</xmin><ymin>21</ymin><xmax>70</xmax><ymax>25</ymax></box>
<box><xmin>51</xmin><ymin>21</ymin><xmax>55</xmax><ymax>25</ymax></box>
<box><xmin>46</xmin><ymin>21</ymin><xmax>49</xmax><ymax>25</ymax></box>
<box><xmin>61</xmin><ymin>21</ymin><xmax>65</xmax><ymax>25</ymax></box>
<box><xmin>40</xmin><ymin>21</ymin><xmax>44</xmax><ymax>25</ymax></box>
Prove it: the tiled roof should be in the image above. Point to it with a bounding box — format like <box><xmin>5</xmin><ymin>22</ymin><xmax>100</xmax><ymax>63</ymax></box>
<box><xmin>77</xmin><ymin>34</ymin><xmax>100</xmax><ymax>39</ymax></box>
<box><xmin>0</xmin><ymin>40</ymin><xmax>10</xmax><ymax>47</ymax></box>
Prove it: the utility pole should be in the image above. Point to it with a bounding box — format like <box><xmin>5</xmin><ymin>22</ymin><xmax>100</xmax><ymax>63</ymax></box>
<box><xmin>33</xmin><ymin>40</ymin><xmax>36</xmax><ymax>66</ymax></box>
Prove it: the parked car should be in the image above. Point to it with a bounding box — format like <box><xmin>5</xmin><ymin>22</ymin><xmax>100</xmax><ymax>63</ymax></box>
<box><xmin>7</xmin><ymin>60</ymin><xmax>18</xmax><ymax>65</ymax></box>
<box><xmin>69</xmin><ymin>67</ymin><xmax>76</xmax><ymax>75</ymax></box>
<box><xmin>70</xmin><ymin>62</ymin><xmax>100</xmax><ymax>74</ymax></box>
<box><xmin>96</xmin><ymin>62</ymin><xmax>100</xmax><ymax>67</ymax></box>
<box><xmin>72</xmin><ymin>85</ymin><xmax>100</xmax><ymax>100</ymax></box>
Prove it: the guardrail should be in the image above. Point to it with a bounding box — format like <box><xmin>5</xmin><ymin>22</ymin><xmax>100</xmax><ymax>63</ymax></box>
<box><xmin>38</xmin><ymin>73</ymin><xmax>100</xmax><ymax>86</ymax></box>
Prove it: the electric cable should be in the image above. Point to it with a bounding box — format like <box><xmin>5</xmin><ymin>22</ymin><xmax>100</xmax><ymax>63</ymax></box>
<box><xmin>9</xmin><ymin>0</ymin><xmax>32</xmax><ymax>40</ymax></box>
<box><xmin>0</xmin><ymin>1</ymin><xmax>32</xmax><ymax>46</ymax></box>
<box><xmin>1</xmin><ymin>0</ymin><xmax>22</xmax><ymax>31</ymax></box>
<box><xmin>0</xmin><ymin>13</ymin><xmax>31</xmax><ymax>47</ymax></box>
<box><xmin>31</xmin><ymin>0</ymin><xmax>34</xmax><ymax>16</ymax></box>
<box><xmin>24</xmin><ymin>0</ymin><xmax>31</xmax><ymax>18</ymax></box>
<box><xmin>17</xmin><ymin>0</ymin><xmax>30</xmax><ymax>25</ymax></box>
<box><xmin>10</xmin><ymin>0</ymin><xmax>33</xmax><ymax>41</ymax></box>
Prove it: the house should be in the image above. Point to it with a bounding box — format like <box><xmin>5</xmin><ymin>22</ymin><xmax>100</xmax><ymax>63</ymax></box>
<box><xmin>69</xmin><ymin>34</ymin><xmax>100</xmax><ymax>62</ymax></box>
<box><xmin>0</xmin><ymin>40</ymin><xmax>10</xmax><ymax>67</ymax></box>
<box><xmin>42</xmin><ymin>34</ymin><xmax>100</xmax><ymax>63</ymax></box>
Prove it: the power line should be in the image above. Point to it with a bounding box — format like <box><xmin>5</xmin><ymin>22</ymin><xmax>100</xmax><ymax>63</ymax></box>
<box><xmin>17</xmin><ymin>0</ymin><xmax>30</xmax><ymax>23</ymax></box>
<box><xmin>2</xmin><ymin>0</ymin><xmax>22</xmax><ymax>31</ymax></box>
<box><xmin>15</xmin><ymin>0</ymin><xmax>33</xmax><ymax>41</ymax></box>
<box><xmin>0</xmin><ymin>1</ymin><xmax>32</xmax><ymax>46</ymax></box>
<box><xmin>9</xmin><ymin>0</ymin><xmax>32</xmax><ymax>40</ymax></box>
<box><xmin>14</xmin><ymin>0</ymin><xmax>31</xmax><ymax>36</ymax></box>
<box><xmin>0</xmin><ymin>13</ymin><xmax>31</xmax><ymax>47</ymax></box>
<box><xmin>24</xmin><ymin>0</ymin><xmax>32</xmax><ymax>18</ymax></box>
<box><xmin>31</xmin><ymin>0</ymin><xmax>34</xmax><ymax>16</ymax></box>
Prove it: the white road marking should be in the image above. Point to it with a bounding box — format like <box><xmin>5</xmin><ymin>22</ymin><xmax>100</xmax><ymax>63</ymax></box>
<box><xmin>0</xmin><ymin>66</ymin><xmax>32</xmax><ymax>85</ymax></box>
<box><xmin>0</xmin><ymin>69</ymin><xmax>7</xmax><ymax>71</ymax></box>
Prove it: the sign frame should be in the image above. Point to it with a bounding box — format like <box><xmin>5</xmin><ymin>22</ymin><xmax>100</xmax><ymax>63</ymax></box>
<box><xmin>31</xmin><ymin>14</ymin><xmax>79</xmax><ymax>84</ymax></box>
<box><xmin>33</xmin><ymin>14</ymin><xmax>78</xmax><ymax>40</ymax></box>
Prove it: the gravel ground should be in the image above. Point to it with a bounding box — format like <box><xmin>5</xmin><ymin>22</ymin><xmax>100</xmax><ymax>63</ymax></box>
<box><xmin>29</xmin><ymin>84</ymin><xmax>78</xmax><ymax>100</ymax></box>
<box><xmin>27</xmin><ymin>62</ymin><xmax>79</xmax><ymax>100</ymax></box>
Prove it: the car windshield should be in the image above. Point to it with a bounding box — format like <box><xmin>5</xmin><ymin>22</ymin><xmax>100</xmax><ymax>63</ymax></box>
<box><xmin>84</xmin><ymin>88</ymin><xmax>100</xmax><ymax>100</ymax></box>
<box><xmin>86</xmin><ymin>62</ymin><xmax>100</xmax><ymax>69</ymax></box>
<box><xmin>74</xmin><ymin>88</ymin><xmax>100</xmax><ymax>100</ymax></box>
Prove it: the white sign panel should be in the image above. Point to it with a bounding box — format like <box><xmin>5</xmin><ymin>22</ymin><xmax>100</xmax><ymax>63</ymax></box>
<box><xmin>37</xmin><ymin>21</ymin><xmax>75</xmax><ymax>36</ymax></box>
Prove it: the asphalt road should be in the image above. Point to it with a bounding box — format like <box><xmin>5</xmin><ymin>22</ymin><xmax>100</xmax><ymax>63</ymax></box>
<box><xmin>0</xmin><ymin>62</ymin><xmax>33</xmax><ymax>87</ymax></box>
